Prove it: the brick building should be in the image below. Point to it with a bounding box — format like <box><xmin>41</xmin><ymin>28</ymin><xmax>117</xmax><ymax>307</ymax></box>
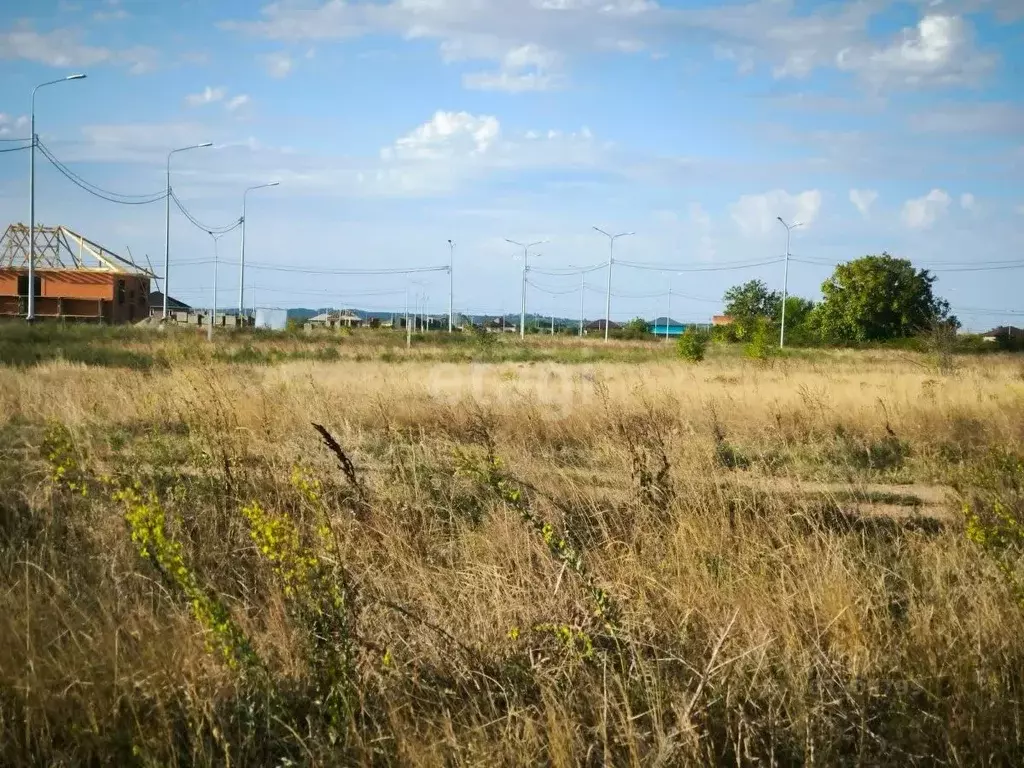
<box><xmin>0</xmin><ymin>223</ymin><xmax>155</xmax><ymax>324</ymax></box>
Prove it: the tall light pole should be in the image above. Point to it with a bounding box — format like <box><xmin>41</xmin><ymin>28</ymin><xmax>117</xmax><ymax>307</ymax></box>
<box><xmin>665</xmin><ymin>272</ymin><xmax>684</xmax><ymax>340</ymax></box>
<box><xmin>163</xmin><ymin>142</ymin><xmax>213</xmax><ymax>319</ymax></box>
<box><xmin>593</xmin><ymin>227</ymin><xmax>634</xmax><ymax>341</ymax></box>
<box><xmin>28</xmin><ymin>74</ymin><xmax>86</xmax><ymax>321</ymax></box>
<box><xmin>568</xmin><ymin>264</ymin><xmax>586</xmax><ymax>337</ymax></box>
<box><xmin>776</xmin><ymin>216</ymin><xmax>803</xmax><ymax>349</ymax></box>
<box><xmin>207</xmin><ymin>230</ymin><xmax>227</xmax><ymax>342</ymax></box>
<box><xmin>506</xmin><ymin>238</ymin><xmax>547</xmax><ymax>339</ymax></box>
<box><xmin>447</xmin><ymin>239</ymin><xmax>455</xmax><ymax>333</ymax></box>
<box><xmin>239</xmin><ymin>181</ymin><xmax>279</xmax><ymax>320</ymax></box>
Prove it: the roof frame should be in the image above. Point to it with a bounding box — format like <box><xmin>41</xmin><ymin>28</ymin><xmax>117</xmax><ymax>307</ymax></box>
<box><xmin>0</xmin><ymin>223</ymin><xmax>155</xmax><ymax>277</ymax></box>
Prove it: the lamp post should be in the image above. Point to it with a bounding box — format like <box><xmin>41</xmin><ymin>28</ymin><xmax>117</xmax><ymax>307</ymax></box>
<box><xmin>506</xmin><ymin>238</ymin><xmax>547</xmax><ymax>339</ymax></box>
<box><xmin>239</xmin><ymin>181</ymin><xmax>279</xmax><ymax>320</ymax></box>
<box><xmin>447</xmin><ymin>239</ymin><xmax>455</xmax><ymax>333</ymax></box>
<box><xmin>776</xmin><ymin>216</ymin><xmax>803</xmax><ymax>349</ymax></box>
<box><xmin>666</xmin><ymin>272</ymin><xmax>683</xmax><ymax>340</ymax></box>
<box><xmin>207</xmin><ymin>230</ymin><xmax>227</xmax><ymax>342</ymax></box>
<box><xmin>593</xmin><ymin>227</ymin><xmax>634</xmax><ymax>341</ymax></box>
<box><xmin>28</xmin><ymin>74</ymin><xmax>86</xmax><ymax>321</ymax></box>
<box><xmin>163</xmin><ymin>142</ymin><xmax>213</xmax><ymax>319</ymax></box>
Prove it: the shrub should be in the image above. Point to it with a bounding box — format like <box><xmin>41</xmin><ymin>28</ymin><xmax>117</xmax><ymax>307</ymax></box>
<box><xmin>676</xmin><ymin>326</ymin><xmax>709</xmax><ymax>362</ymax></box>
<box><xmin>744</xmin><ymin>317</ymin><xmax>777</xmax><ymax>362</ymax></box>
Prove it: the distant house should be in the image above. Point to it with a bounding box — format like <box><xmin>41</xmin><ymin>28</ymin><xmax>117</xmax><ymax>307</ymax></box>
<box><xmin>649</xmin><ymin>316</ymin><xmax>686</xmax><ymax>337</ymax></box>
<box><xmin>149</xmin><ymin>291</ymin><xmax>191</xmax><ymax>315</ymax></box>
<box><xmin>981</xmin><ymin>326</ymin><xmax>1024</xmax><ymax>342</ymax></box>
<box><xmin>585</xmin><ymin>319</ymin><xmax>620</xmax><ymax>333</ymax></box>
<box><xmin>306</xmin><ymin>310</ymin><xmax>364</xmax><ymax>329</ymax></box>
<box><xmin>712</xmin><ymin>315</ymin><xmax>733</xmax><ymax>326</ymax></box>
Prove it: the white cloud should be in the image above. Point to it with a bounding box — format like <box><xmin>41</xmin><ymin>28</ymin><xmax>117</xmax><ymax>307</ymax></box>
<box><xmin>836</xmin><ymin>14</ymin><xmax>995</xmax><ymax>87</ymax></box>
<box><xmin>463</xmin><ymin>70</ymin><xmax>560</xmax><ymax>92</ymax></box>
<box><xmin>265</xmin><ymin>51</ymin><xmax>294</xmax><ymax>78</ymax></box>
<box><xmin>226</xmin><ymin>94</ymin><xmax>251</xmax><ymax>112</ymax></box>
<box><xmin>457</xmin><ymin>43</ymin><xmax>565</xmax><ymax>92</ymax></box>
<box><xmin>908</xmin><ymin>102</ymin><xmax>1024</xmax><ymax>134</ymax></box>
<box><xmin>66</xmin><ymin>111</ymin><xmax>607</xmax><ymax>198</ymax></box>
<box><xmin>382</xmin><ymin>111</ymin><xmax>501</xmax><ymax>162</ymax></box>
<box><xmin>902</xmin><ymin>188</ymin><xmax>951</xmax><ymax>229</ymax></box>
<box><xmin>94</xmin><ymin>0</ymin><xmax>129</xmax><ymax>23</ymax></box>
<box><xmin>849</xmin><ymin>189</ymin><xmax>878</xmax><ymax>218</ymax></box>
<box><xmin>185</xmin><ymin>86</ymin><xmax>226</xmax><ymax>107</ymax></box>
<box><xmin>960</xmin><ymin>192</ymin><xmax>976</xmax><ymax>210</ymax></box>
<box><xmin>0</xmin><ymin>24</ymin><xmax>156</xmax><ymax>72</ymax></box>
<box><xmin>0</xmin><ymin>113</ymin><xmax>29</xmax><ymax>136</ymax></box>
<box><xmin>220</xmin><ymin>1</ymin><xmax>1007</xmax><ymax>92</ymax></box>
<box><xmin>729</xmin><ymin>189</ymin><xmax>822</xmax><ymax>237</ymax></box>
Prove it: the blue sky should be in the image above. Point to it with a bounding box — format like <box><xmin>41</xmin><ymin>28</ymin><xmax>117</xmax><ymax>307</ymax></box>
<box><xmin>1</xmin><ymin>0</ymin><xmax>1022</xmax><ymax>328</ymax></box>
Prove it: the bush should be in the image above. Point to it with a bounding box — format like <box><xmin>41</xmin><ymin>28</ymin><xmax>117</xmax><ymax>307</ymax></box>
<box><xmin>744</xmin><ymin>317</ymin><xmax>777</xmax><ymax>362</ymax></box>
<box><xmin>618</xmin><ymin>317</ymin><xmax>653</xmax><ymax>341</ymax></box>
<box><xmin>676</xmin><ymin>326</ymin><xmax>709</xmax><ymax>362</ymax></box>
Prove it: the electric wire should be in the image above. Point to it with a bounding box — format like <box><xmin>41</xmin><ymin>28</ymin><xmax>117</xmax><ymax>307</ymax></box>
<box><xmin>170</xmin><ymin>190</ymin><xmax>241</xmax><ymax>235</ymax></box>
<box><xmin>0</xmin><ymin>144</ymin><xmax>31</xmax><ymax>154</ymax></box>
<box><xmin>36</xmin><ymin>140</ymin><xmax>167</xmax><ymax>203</ymax></box>
<box><xmin>616</xmin><ymin>257</ymin><xmax>784</xmax><ymax>273</ymax></box>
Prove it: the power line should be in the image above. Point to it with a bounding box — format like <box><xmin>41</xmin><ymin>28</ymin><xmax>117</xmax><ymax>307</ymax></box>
<box><xmin>0</xmin><ymin>144</ymin><xmax>31</xmax><ymax>154</ymax></box>
<box><xmin>617</xmin><ymin>257</ymin><xmax>784</xmax><ymax>273</ymax></box>
<box><xmin>791</xmin><ymin>256</ymin><xmax>1024</xmax><ymax>272</ymax></box>
<box><xmin>245</xmin><ymin>260</ymin><xmax>449</xmax><ymax>276</ymax></box>
<box><xmin>170</xmin><ymin>190</ymin><xmax>242</xmax><ymax>235</ymax></box>
<box><xmin>36</xmin><ymin>140</ymin><xmax>167</xmax><ymax>203</ymax></box>
<box><xmin>531</xmin><ymin>262</ymin><xmax>607</xmax><ymax>276</ymax></box>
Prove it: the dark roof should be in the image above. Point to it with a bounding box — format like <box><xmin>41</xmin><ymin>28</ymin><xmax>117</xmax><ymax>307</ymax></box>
<box><xmin>585</xmin><ymin>319</ymin><xmax>621</xmax><ymax>329</ymax></box>
<box><xmin>649</xmin><ymin>317</ymin><xmax>684</xmax><ymax>326</ymax></box>
<box><xmin>149</xmin><ymin>291</ymin><xmax>191</xmax><ymax>311</ymax></box>
<box><xmin>982</xmin><ymin>326</ymin><xmax>1024</xmax><ymax>336</ymax></box>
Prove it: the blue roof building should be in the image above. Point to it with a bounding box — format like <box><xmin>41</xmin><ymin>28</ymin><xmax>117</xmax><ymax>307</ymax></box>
<box><xmin>649</xmin><ymin>316</ymin><xmax>687</xmax><ymax>337</ymax></box>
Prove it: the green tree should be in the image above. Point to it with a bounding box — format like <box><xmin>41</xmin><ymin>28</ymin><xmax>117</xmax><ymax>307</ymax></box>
<box><xmin>781</xmin><ymin>296</ymin><xmax>817</xmax><ymax>344</ymax></box>
<box><xmin>723</xmin><ymin>280</ymin><xmax>781</xmax><ymax>340</ymax></box>
<box><xmin>813</xmin><ymin>253</ymin><xmax>956</xmax><ymax>343</ymax></box>
<box><xmin>620</xmin><ymin>317</ymin><xmax>653</xmax><ymax>340</ymax></box>
<box><xmin>676</xmin><ymin>326</ymin><xmax>709</xmax><ymax>362</ymax></box>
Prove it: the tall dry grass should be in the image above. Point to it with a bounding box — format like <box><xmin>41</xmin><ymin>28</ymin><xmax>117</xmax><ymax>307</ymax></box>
<box><xmin>2</xmin><ymin>347</ymin><xmax>1024</xmax><ymax>765</ymax></box>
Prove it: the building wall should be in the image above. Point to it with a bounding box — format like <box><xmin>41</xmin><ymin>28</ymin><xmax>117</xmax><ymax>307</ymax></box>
<box><xmin>0</xmin><ymin>269</ymin><xmax>149</xmax><ymax>324</ymax></box>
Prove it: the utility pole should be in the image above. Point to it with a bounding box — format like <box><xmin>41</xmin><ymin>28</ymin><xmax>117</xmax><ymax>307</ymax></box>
<box><xmin>447</xmin><ymin>239</ymin><xmax>454</xmax><ymax>333</ymax></box>
<box><xmin>405</xmin><ymin>286</ymin><xmax>411</xmax><ymax>348</ymax></box>
<box><xmin>164</xmin><ymin>142</ymin><xmax>213</xmax><ymax>319</ymax></box>
<box><xmin>665</xmin><ymin>271</ymin><xmax>683</xmax><ymax>341</ymax></box>
<box><xmin>550</xmin><ymin>313</ymin><xmax>555</xmax><ymax>335</ymax></box>
<box><xmin>207</xmin><ymin>231</ymin><xmax>224</xmax><ymax>342</ymax></box>
<box><xmin>28</xmin><ymin>74</ymin><xmax>86</xmax><ymax>321</ymax></box>
<box><xmin>239</xmin><ymin>181</ymin><xmax>279</xmax><ymax>320</ymax></box>
<box><xmin>666</xmin><ymin>286</ymin><xmax>672</xmax><ymax>341</ymax></box>
<box><xmin>776</xmin><ymin>216</ymin><xmax>803</xmax><ymax>349</ymax></box>
<box><xmin>506</xmin><ymin>238</ymin><xmax>548</xmax><ymax>339</ymax></box>
<box><xmin>593</xmin><ymin>227</ymin><xmax>634</xmax><ymax>341</ymax></box>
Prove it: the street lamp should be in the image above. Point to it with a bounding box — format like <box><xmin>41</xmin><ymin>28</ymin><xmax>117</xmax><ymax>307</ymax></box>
<box><xmin>28</xmin><ymin>74</ymin><xmax>86</xmax><ymax>321</ymax></box>
<box><xmin>506</xmin><ymin>238</ymin><xmax>548</xmax><ymax>339</ymax></box>
<box><xmin>239</xmin><ymin>181</ymin><xmax>280</xmax><ymax>319</ymax></box>
<box><xmin>568</xmin><ymin>264</ymin><xmax>587</xmax><ymax>337</ymax></box>
<box><xmin>593</xmin><ymin>227</ymin><xmax>634</xmax><ymax>341</ymax></box>
<box><xmin>163</xmin><ymin>142</ymin><xmax>213</xmax><ymax>319</ymax></box>
<box><xmin>666</xmin><ymin>272</ymin><xmax>684</xmax><ymax>341</ymax></box>
<box><xmin>776</xmin><ymin>216</ymin><xmax>803</xmax><ymax>348</ymax></box>
<box><xmin>447</xmin><ymin>239</ymin><xmax>455</xmax><ymax>333</ymax></box>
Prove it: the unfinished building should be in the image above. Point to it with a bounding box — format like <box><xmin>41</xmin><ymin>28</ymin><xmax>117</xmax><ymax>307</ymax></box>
<box><xmin>0</xmin><ymin>223</ymin><xmax>155</xmax><ymax>324</ymax></box>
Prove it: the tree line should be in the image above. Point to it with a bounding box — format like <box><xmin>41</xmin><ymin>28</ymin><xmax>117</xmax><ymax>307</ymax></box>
<box><xmin>717</xmin><ymin>252</ymin><xmax>960</xmax><ymax>346</ymax></box>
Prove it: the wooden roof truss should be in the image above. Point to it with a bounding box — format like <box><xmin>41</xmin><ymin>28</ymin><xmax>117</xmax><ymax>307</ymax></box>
<box><xmin>0</xmin><ymin>223</ymin><xmax>155</xmax><ymax>277</ymax></box>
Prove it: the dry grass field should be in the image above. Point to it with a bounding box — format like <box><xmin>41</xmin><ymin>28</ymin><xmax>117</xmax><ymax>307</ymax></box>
<box><xmin>2</xmin><ymin>330</ymin><xmax>1024</xmax><ymax>765</ymax></box>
